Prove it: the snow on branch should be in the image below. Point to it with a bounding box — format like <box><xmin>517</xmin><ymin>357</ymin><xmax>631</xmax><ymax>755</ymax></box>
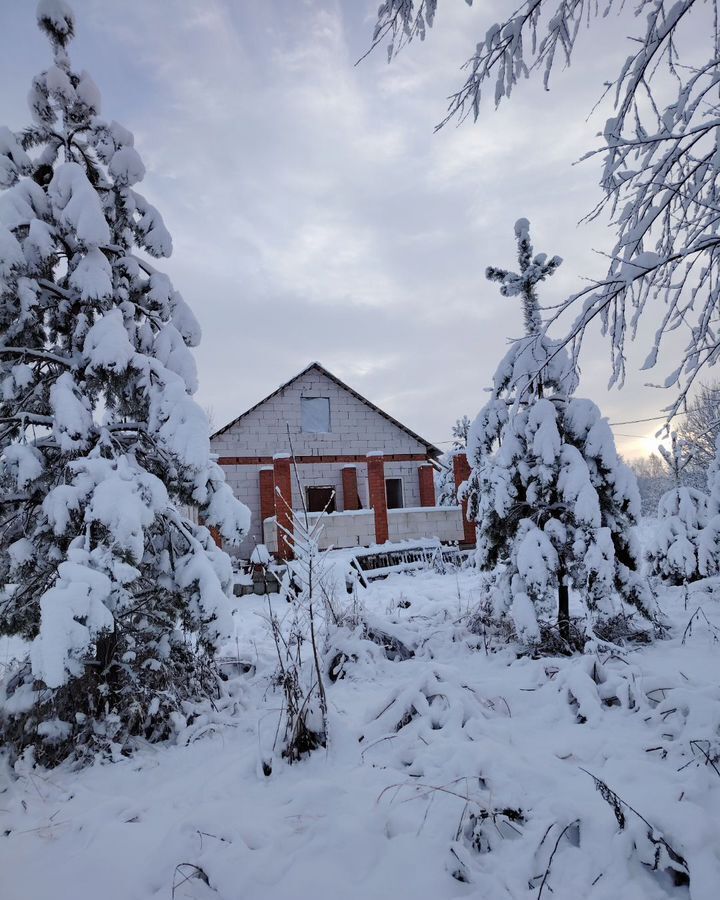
<box><xmin>368</xmin><ymin>0</ymin><xmax>720</xmax><ymax>412</ymax></box>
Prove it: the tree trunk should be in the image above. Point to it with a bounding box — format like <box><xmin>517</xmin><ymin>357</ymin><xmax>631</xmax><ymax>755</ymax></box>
<box><xmin>95</xmin><ymin>626</ymin><xmax>119</xmax><ymax>682</ymax></box>
<box><xmin>558</xmin><ymin>576</ymin><xmax>570</xmax><ymax>644</ymax></box>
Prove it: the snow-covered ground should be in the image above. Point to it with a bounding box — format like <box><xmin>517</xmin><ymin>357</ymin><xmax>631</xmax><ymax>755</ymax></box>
<box><xmin>1</xmin><ymin>562</ymin><xmax>719</xmax><ymax>900</ymax></box>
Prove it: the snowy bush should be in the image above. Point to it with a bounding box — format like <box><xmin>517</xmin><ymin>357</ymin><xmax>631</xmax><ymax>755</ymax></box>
<box><xmin>262</xmin><ymin>506</ymin><xmax>334</xmax><ymax>770</ymax></box>
<box><xmin>645</xmin><ymin>434</ymin><xmax>710</xmax><ymax>586</ymax></box>
<box><xmin>0</xmin><ymin>1</ymin><xmax>249</xmax><ymax>765</ymax></box>
<box><xmin>465</xmin><ymin>221</ymin><xmax>653</xmax><ymax>649</ymax></box>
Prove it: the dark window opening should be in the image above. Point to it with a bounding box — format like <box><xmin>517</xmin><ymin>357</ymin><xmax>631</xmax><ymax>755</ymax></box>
<box><xmin>307</xmin><ymin>486</ymin><xmax>336</xmax><ymax>513</ymax></box>
<box><xmin>385</xmin><ymin>478</ymin><xmax>404</xmax><ymax>510</ymax></box>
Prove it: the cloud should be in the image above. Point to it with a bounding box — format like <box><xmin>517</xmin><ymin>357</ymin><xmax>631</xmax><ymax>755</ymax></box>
<box><xmin>1</xmin><ymin>0</ymin><xmax>692</xmax><ymax>458</ymax></box>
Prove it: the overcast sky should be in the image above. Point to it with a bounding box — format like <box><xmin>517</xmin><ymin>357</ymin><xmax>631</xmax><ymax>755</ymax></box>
<box><xmin>1</xmin><ymin>0</ymin><xmax>690</xmax><ymax>458</ymax></box>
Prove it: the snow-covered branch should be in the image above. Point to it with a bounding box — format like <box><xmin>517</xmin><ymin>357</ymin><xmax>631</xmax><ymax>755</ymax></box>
<box><xmin>368</xmin><ymin>0</ymin><xmax>720</xmax><ymax>407</ymax></box>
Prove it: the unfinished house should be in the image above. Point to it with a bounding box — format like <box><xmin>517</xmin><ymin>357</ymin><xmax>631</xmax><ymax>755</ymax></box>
<box><xmin>210</xmin><ymin>362</ymin><xmax>474</xmax><ymax>559</ymax></box>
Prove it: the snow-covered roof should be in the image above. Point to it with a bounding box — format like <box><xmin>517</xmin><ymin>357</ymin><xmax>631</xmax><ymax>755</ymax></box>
<box><xmin>212</xmin><ymin>362</ymin><xmax>441</xmax><ymax>458</ymax></box>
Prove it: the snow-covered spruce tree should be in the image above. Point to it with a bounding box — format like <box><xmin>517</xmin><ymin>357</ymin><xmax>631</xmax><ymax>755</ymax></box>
<box><xmin>465</xmin><ymin>220</ymin><xmax>652</xmax><ymax>647</ymax></box>
<box><xmin>645</xmin><ymin>433</ymin><xmax>709</xmax><ymax>587</ymax></box>
<box><xmin>436</xmin><ymin>415</ymin><xmax>470</xmax><ymax>507</ymax></box>
<box><xmin>0</xmin><ymin>1</ymin><xmax>249</xmax><ymax>765</ymax></box>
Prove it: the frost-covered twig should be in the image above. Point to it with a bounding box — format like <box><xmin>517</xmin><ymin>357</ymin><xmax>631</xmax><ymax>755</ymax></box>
<box><xmin>263</xmin><ymin>461</ymin><xmax>337</xmax><ymax>764</ymax></box>
<box><xmin>681</xmin><ymin>605</ymin><xmax>720</xmax><ymax>644</ymax></box>
<box><xmin>581</xmin><ymin>768</ymin><xmax>690</xmax><ymax>885</ymax></box>
<box><xmin>535</xmin><ymin>819</ymin><xmax>580</xmax><ymax>900</ymax></box>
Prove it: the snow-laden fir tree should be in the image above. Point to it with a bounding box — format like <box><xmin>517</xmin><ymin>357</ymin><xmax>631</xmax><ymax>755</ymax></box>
<box><xmin>436</xmin><ymin>415</ymin><xmax>470</xmax><ymax>507</ymax></box>
<box><xmin>645</xmin><ymin>433</ymin><xmax>709</xmax><ymax>586</ymax></box>
<box><xmin>465</xmin><ymin>219</ymin><xmax>652</xmax><ymax>646</ymax></box>
<box><xmin>0</xmin><ymin>1</ymin><xmax>249</xmax><ymax>764</ymax></box>
<box><xmin>677</xmin><ymin>382</ymin><xmax>720</xmax><ymax>482</ymax></box>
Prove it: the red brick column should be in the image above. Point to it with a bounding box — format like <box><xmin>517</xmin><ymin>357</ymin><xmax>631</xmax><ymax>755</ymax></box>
<box><xmin>258</xmin><ymin>467</ymin><xmax>275</xmax><ymax>543</ymax></box>
<box><xmin>342</xmin><ymin>465</ymin><xmax>361</xmax><ymax>510</ymax></box>
<box><xmin>418</xmin><ymin>464</ymin><xmax>436</xmax><ymax>507</ymax></box>
<box><xmin>273</xmin><ymin>453</ymin><xmax>294</xmax><ymax>560</ymax></box>
<box><xmin>209</xmin><ymin>526</ymin><xmax>222</xmax><ymax>549</ymax></box>
<box><xmin>366</xmin><ymin>452</ymin><xmax>388</xmax><ymax>545</ymax></box>
<box><xmin>453</xmin><ymin>452</ymin><xmax>475</xmax><ymax>547</ymax></box>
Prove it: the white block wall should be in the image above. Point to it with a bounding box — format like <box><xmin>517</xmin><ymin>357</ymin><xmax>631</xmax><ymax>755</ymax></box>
<box><xmin>383</xmin><ymin>461</ymin><xmax>423</xmax><ymax>509</ymax></box>
<box><xmin>387</xmin><ymin>507</ymin><xmax>465</xmax><ymax>544</ymax></box>
<box><xmin>263</xmin><ymin>507</ymin><xmax>464</xmax><ymax>553</ymax></box>
<box><xmin>211</xmin><ymin>367</ymin><xmax>428</xmax><ymax>458</ymax></box>
<box><xmin>263</xmin><ymin>510</ymin><xmax>377</xmax><ymax>552</ymax></box>
<box><xmin>218</xmin><ymin>465</ymin><xmax>263</xmax><ymax>555</ymax></box>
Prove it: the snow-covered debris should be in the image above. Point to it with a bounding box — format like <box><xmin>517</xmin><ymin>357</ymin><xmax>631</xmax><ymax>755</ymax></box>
<box><xmin>250</xmin><ymin>544</ymin><xmax>271</xmax><ymax>566</ymax></box>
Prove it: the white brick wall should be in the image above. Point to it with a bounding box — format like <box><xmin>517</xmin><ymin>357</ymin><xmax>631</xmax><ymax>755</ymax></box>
<box><xmin>225</xmin><ymin>460</ymin><xmax>430</xmax><ymax>557</ymax></box>
<box><xmin>384</xmin><ymin>461</ymin><xmax>423</xmax><ymax>509</ymax></box>
<box><xmin>222</xmin><ymin>465</ymin><xmax>263</xmax><ymax>556</ymax></box>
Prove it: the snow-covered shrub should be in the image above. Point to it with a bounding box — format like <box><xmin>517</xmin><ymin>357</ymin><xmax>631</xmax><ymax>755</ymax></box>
<box><xmin>465</xmin><ymin>220</ymin><xmax>653</xmax><ymax>649</ymax></box>
<box><xmin>645</xmin><ymin>434</ymin><xmax>710</xmax><ymax>586</ymax></box>
<box><xmin>264</xmin><ymin>507</ymin><xmax>331</xmax><ymax>770</ymax></box>
<box><xmin>0</xmin><ymin>2</ymin><xmax>249</xmax><ymax>765</ymax></box>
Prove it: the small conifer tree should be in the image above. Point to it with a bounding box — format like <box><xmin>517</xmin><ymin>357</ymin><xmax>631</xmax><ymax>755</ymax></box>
<box><xmin>645</xmin><ymin>433</ymin><xmax>709</xmax><ymax>586</ymax></box>
<box><xmin>465</xmin><ymin>220</ymin><xmax>652</xmax><ymax>646</ymax></box>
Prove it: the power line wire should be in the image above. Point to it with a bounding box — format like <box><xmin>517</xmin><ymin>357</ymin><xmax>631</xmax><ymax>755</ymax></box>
<box><xmin>608</xmin><ymin>414</ymin><xmax>674</xmax><ymax>426</ymax></box>
<box><xmin>432</xmin><ymin>403</ymin><xmax>720</xmax><ymax>444</ymax></box>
